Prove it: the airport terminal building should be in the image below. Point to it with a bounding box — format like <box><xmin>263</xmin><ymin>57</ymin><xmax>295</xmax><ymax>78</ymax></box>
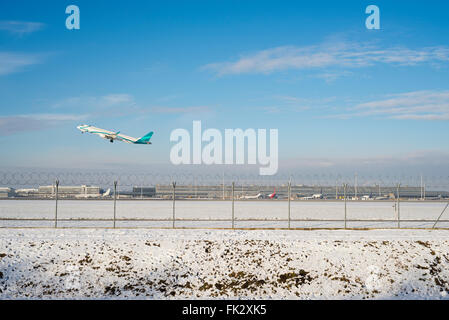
<box><xmin>38</xmin><ymin>185</ymin><xmax>101</xmax><ymax>198</ymax></box>
<box><xmin>0</xmin><ymin>188</ymin><xmax>15</xmax><ymax>198</ymax></box>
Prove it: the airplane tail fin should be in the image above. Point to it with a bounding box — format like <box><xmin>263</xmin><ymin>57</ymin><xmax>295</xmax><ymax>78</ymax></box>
<box><xmin>136</xmin><ymin>131</ymin><xmax>154</xmax><ymax>144</ymax></box>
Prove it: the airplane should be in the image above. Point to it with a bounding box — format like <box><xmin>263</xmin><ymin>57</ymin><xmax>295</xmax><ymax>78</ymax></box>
<box><xmin>240</xmin><ymin>188</ymin><xmax>277</xmax><ymax>199</ymax></box>
<box><xmin>103</xmin><ymin>188</ymin><xmax>111</xmax><ymax>197</ymax></box>
<box><xmin>77</xmin><ymin>125</ymin><xmax>154</xmax><ymax>144</ymax></box>
<box><xmin>240</xmin><ymin>192</ymin><xmax>264</xmax><ymax>199</ymax></box>
<box><xmin>299</xmin><ymin>193</ymin><xmax>323</xmax><ymax>200</ymax></box>
<box><xmin>268</xmin><ymin>188</ymin><xmax>277</xmax><ymax>199</ymax></box>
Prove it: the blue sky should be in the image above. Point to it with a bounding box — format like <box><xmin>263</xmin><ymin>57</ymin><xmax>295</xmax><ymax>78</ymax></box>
<box><xmin>1</xmin><ymin>0</ymin><xmax>449</xmax><ymax>181</ymax></box>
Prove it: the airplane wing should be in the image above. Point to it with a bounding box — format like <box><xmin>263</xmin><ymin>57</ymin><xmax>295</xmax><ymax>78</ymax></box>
<box><xmin>115</xmin><ymin>133</ymin><xmax>138</xmax><ymax>144</ymax></box>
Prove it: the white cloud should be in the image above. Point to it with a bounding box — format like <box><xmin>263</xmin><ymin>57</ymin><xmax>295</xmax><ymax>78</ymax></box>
<box><xmin>0</xmin><ymin>114</ymin><xmax>88</xmax><ymax>136</ymax></box>
<box><xmin>0</xmin><ymin>52</ymin><xmax>42</xmax><ymax>75</ymax></box>
<box><xmin>203</xmin><ymin>42</ymin><xmax>449</xmax><ymax>76</ymax></box>
<box><xmin>352</xmin><ymin>90</ymin><xmax>449</xmax><ymax>120</ymax></box>
<box><xmin>28</xmin><ymin>114</ymin><xmax>88</xmax><ymax>121</ymax></box>
<box><xmin>150</xmin><ymin>106</ymin><xmax>211</xmax><ymax>114</ymax></box>
<box><xmin>0</xmin><ymin>20</ymin><xmax>44</xmax><ymax>35</ymax></box>
<box><xmin>283</xmin><ymin>151</ymin><xmax>449</xmax><ymax>172</ymax></box>
<box><xmin>102</xmin><ymin>94</ymin><xmax>134</xmax><ymax>105</ymax></box>
<box><xmin>52</xmin><ymin>94</ymin><xmax>135</xmax><ymax>110</ymax></box>
<box><xmin>314</xmin><ymin>71</ymin><xmax>354</xmax><ymax>83</ymax></box>
<box><xmin>266</xmin><ymin>95</ymin><xmax>333</xmax><ymax>114</ymax></box>
<box><xmin>50</xmin><ymin>94</ymin><xmax>210</xmax><ymax>117</ymax></box>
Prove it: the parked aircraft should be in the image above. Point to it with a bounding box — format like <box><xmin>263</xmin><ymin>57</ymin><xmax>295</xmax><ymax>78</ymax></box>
<box><xmin>299</xmin><ymin>193</ymin><xmax>323</xmax><ymax>200</ymax></box>
<box><xmin>240</xmin><ymin>188</ymin><xmax>277</xmax><ymax>199</ymax></box>
<box><xmin>241</xmin><ymin>193</ymin><xmax>265</xmax><ymax>199</ymax></box>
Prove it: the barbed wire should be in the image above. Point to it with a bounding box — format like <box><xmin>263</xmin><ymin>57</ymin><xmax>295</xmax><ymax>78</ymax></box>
<box><xmin>1</xmin><ymin>171</ymin><xmax>448</xmax><ymax>190</ymax></box>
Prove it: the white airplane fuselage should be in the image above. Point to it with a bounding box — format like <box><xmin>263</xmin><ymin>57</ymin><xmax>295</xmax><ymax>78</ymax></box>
<box><xmin>242</xmin><ymin>193</ymin><xmax>264</xmax><ymax>199</ymax></box>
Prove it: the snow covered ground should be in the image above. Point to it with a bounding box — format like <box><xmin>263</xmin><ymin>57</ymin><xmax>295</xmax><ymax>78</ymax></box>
<box><xmin>0</xmin><ymin>200</ymin><xmax>448</xmax><ymax>228</ymax></box>
<box><xmin>1</xmin><ymin>228</ymin><xmax>449</xmax><ymax>299</ymax></box>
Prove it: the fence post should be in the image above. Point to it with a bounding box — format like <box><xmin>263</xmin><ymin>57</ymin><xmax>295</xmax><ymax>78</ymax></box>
<box><xmin>432</xmin><ymin>202</ymin><xmax>449</xmax><ymax>229</ymax></box>
<box><xmin>288</xmin><ymin>180</ymin><xmax>291</xmax><ymax>229</ymax></box>
<box><xmin>424</xmin><ymin>184</ymin><xmax>426</xmax><ymax>200</ymax></box>
<box><xmin>335</xmin><ymin>181</ymin><xmax>338</xmax><ymax>200</ymax></box>
<box><xmin>397</xmin><ymin>183</ymin><xmax>401</xmax><ymax>229</ymax></box>
<box><xmin>222</xmin><ymin>173</ymin><xmax>225</xmax><ymax>200</ymax></box>
<box><xmin>344</xmin><ymin>183</ymin><xmax>347</xmax><ymax>229</ymax></box>
<box><xmin>232</xmin><ymin>182</ymin><xmax>235</xmax><ymax>229</ymax></box>
<box><xmin>113</xmin><ymin>181</ymin><xmax>117</xmax><ymax>229</ymax></box>
<box><xmin>54</xmin><ymin>179</ymin><xmax>59</xmax><ymax>228</ymax></box>
<box><xmin>172</xmin><ymin>181</ymin><xmax>176</xmax><ymax>229</ymax></box>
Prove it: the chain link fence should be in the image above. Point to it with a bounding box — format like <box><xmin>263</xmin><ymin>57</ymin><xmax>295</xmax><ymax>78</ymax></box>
<box><xmin>1</xmin><ymin>170</ymin><xmax>449</xmax><ymax>190</ymax></box>
<box><xmin>0</xmin><ymin>171</ymin><xmax>448</xmax><ymax>229</ymax></box>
